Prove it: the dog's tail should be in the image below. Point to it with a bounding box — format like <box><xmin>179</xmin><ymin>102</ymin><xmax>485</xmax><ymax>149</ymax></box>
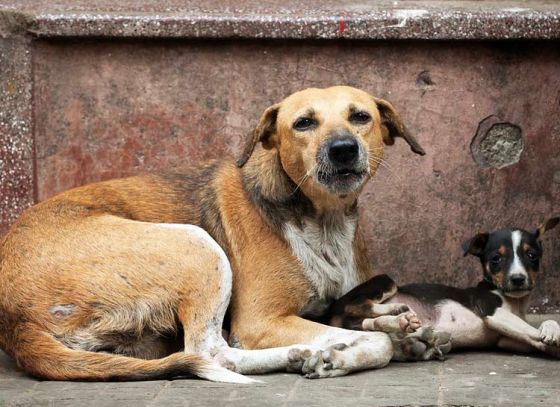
<box><xmin>13</xmin><ymin>329</ymin><xmax>255</xmax><ymax>383</ymax></box>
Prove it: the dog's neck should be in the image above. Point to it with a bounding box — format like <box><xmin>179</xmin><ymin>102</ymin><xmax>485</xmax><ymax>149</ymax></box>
<box><xmin>242</xmin><ymin>149</ymin><xmax>358</xmax><ymax>227</ymax></box>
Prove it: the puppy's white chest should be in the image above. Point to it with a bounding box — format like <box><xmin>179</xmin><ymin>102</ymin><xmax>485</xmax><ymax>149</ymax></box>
<box><xmin>284</xmin><ymin>216</ymin><xmax>359</xmax><ymax>303</ymax></box>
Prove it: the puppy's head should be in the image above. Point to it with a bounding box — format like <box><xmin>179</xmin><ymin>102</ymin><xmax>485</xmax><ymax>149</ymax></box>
<box><xmin>463</xmin><ymin>217</ymin><xmax>559</xmax><ymax>298</ymax></box>
<box><xmin>237</xmin><ymin>86</ymin><xmax>425</xmax><ymax>206</ymax></box>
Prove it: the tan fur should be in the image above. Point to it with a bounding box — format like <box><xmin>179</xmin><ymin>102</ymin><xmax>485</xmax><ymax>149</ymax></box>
<box><xmin>0</xmin><ymin>86</ymin><xmax>424</xmax><ymax>380</ymax></box>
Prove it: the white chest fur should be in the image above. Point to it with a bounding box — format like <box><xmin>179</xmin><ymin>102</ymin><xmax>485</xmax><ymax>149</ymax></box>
<box><xmin>283</xmin><ymin>214</ymin><xmax>360</xmax><ymax>304</ymax></box>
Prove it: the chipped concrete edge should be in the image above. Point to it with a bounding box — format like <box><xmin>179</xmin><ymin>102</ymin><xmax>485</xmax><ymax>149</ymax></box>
<box><xmin>0</xmin><ymin>7</ymin><xmax>560</xmax><ymax>40</ymax></box>
<box><xmin>0</xmin><ymin>9</ymin><xmax>32</xmax><ymax>37</ymax></box>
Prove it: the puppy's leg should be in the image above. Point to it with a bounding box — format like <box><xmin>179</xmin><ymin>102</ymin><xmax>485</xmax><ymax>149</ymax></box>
<box><xmin>485</xmin><ymin>309</ymin><xmax>560</xmax><ymax>358</ymax></box>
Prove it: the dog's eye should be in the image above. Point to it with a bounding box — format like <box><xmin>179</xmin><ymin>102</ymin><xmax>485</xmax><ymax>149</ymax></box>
<box><xmin>526</xmin><ymin>251</ymin><xmax>538</xmax><ymax>261</ymax></box>
<box><xmin>293</xmin><ymin>117</ymin><xmax>317</xmax><ymax>131</ymax></box>
<box><xmin>490</xmin><ymin>255</ymin><xmax>502</xmax><ymax>265</ymax></box>
<box><xmin>349</xmin><ymin>111</ymin><xmax>372</xmax><ymax>124</ymax></box>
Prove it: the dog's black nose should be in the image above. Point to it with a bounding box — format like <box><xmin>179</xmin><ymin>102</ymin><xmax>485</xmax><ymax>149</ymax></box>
<box><xmin>328</xmin><ymin>137</ymin><xmax>359</xmax><ymax>167</ymax></box>
<box><xmin>510</xmin><ymin>275</ymin><xmax>526</xmax><ymax>286</ymax></box>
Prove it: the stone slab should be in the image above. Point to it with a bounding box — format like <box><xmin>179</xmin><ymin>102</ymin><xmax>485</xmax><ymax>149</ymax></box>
<box><xmin>1</xmin><ymin>1</ymin><xmax>560</xmax><ymax>40</ymax></box>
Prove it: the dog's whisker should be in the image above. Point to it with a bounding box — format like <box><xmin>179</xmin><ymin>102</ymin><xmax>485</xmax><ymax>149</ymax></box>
<box><xmin>290</xmin><ymin>164</ymin><xmax>316</xmax><ymax>196</ymax></box>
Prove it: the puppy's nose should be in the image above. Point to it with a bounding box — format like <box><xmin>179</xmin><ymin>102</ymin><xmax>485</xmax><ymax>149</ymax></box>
<box><xmin>328</xmin><ymin>137</ymin><xmax>359</xmax><ymax>167</ymax></box>
<box><xmin>510</xmin><ymin>275</ymin><xmax>527</xmax><ymax>286</ymax></box>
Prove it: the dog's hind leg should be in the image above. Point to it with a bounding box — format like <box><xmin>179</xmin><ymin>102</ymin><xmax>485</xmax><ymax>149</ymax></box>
<box><xmin>165</xmin><ymin>225</ymin><xmax>324</xmax><ymax>376</ymax></box>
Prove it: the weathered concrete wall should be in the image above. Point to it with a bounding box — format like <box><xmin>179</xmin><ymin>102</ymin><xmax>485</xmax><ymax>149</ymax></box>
<box><xmin>0</xmin><ymin>35</ymin><xmax>34</xmax><ymax>236</ymax></box>
<box><xmin>28</xmin><ymin>39</ymin><xmax>560</xmax><ymax>311</ymax></box>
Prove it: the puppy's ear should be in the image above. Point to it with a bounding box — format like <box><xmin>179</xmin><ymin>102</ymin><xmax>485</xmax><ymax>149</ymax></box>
<box><xmin>374</xmin><ymin>98</ymin><xmax>426</xmax><ymax>156</ymax></box>
<box><xmin>462</xmin><ymin>233</ymin><xmax>489</xmax><ymax>257</ymax></box>
<box><xmin>236</xmin><ymin>104</ymin><xmax>280</xmax><ymax>168</ymax></box>
<box><xmin>536</xmin><ymin>217</ymin><xmax>560</xmax><ymax>239</ymax></box>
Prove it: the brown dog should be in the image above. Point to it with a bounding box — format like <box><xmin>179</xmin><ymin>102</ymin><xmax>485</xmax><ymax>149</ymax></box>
<box><xmin>0</xmin><ymin>86</ymin><xmax>441</xmax><ymax>382</ymax></box>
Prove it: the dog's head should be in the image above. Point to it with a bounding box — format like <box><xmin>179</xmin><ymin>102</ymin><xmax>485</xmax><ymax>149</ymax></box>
<box><xmin>237</xmin><ymin>86</ymin><xmax>425</xmax><ymax>206</ymax></box>
<box><xmin>463</xmin><ymin>217</ymin><xmax>559</xmax><ymax>298</ymax></box>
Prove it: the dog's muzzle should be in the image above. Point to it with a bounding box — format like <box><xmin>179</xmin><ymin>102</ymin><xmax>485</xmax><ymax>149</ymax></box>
<box><xmin>315</xmin><ymin>133</ymin><xmax>368</xmax><ymax>193</ymax></box>
<box><xmin>503</xmin><ymin>274</ymin><xmax>532</xmax><ymax>297</ymax></box>
<box><xmin>328</xmin><ymin>137</ymin><xmax>359</xmax><ymax>168</ymax></box>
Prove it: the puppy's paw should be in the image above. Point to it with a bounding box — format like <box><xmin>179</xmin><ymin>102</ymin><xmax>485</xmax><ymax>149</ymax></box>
<box><xmin>399</xmin><ymin>311</ymin><xmax>422</xmax><ymax>334</ymax></box>
<box><xmin>362</xmin><ymin>311</ymin><xmax>421</xmax><ymax>335</ymax></box>
<box><xmin>539</xmin><ymin>320</ymin><xmax>560</xmax><ymax>347</ymax></box>
<box><xmin>389</xmin><ymin>303</ymin><xmax>410</xmax><ymax>315</ymax></box>
<box><xmin>301</xmin><ymin>343</ymin><xmax>350</xmax><ymax>379</ymax></box>
<box><xmin>392</xmin><ymin>327</ymin><xmax>452</xmax><ymax>361</ymax></box>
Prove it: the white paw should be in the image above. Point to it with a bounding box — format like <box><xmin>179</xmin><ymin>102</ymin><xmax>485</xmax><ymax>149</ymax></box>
<box><xmin>539</xmin><ymin>320</ymin><xmax>560</xmax><ymax>347</ymax></box>
<box><xmin>301</xmin><ymin>343</ymin><xmax>350</xmax><ymax>379</ymax></box>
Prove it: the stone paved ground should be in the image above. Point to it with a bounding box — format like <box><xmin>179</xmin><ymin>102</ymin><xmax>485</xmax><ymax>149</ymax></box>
<box><xmin>1</xmin><ymin>315</ymin><xmax>558</xmax><ymax>407</ymax></box>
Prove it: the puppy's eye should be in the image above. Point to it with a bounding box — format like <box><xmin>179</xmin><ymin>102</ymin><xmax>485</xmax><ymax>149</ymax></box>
<box><xmin>490</xmin><ymin>255</ymin><xmax>502</xmax><ymax>265</ymax></box>
<box><xmin>293</xmin><ymin>117</ymin><xmax>317</xmax><ymax>131</ymax></box>
<box><xmin>526</xmin><ymin>251</ymin><xmax>538</xmax><ymax>261</ymax></box>
<box><xmin>349</xmin><ymin>111</ymin><xmax>372</xmax><ymax>124</ymax></box>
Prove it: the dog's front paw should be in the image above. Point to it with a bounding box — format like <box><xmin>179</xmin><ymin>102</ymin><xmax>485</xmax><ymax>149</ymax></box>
<box><xmin>392</xmin><ymin>327</ymin><xmax>452</xmax><ymax>361</ymax></box>
<box><xmin>301</xmin><ymin>343</ymin><xmax>350</xmax><ymax>379</ymax></box>
<box><xmin>287</xmin><ymin>347</ymin><xmax>314</xmax><ymax>372</ymax></box>
<box><xmin>539</xmin><ymin>320</ymin><xmax>560</xmax><ymax>347</ymax></box>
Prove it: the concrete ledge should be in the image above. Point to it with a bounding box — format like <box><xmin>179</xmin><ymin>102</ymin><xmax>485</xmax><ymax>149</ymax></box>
<box><xmin>1</xmin><ymin>0</ymin><xmax>560</xmax><ymax>39</ymax></box>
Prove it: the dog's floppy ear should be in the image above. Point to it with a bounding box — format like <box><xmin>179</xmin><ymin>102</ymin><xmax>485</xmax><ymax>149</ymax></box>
<box><xmin>462</xmin><ymin>233</ymin><xmax>489</xmax><ymax>257</ymax></box>
<box><xmin>536</xmin><ymin>217</ymin><xmax>560</xmax><ymax>239</ymax></box>
<box><xmin>236</xmin><ymin>104</ymin><xmax>280</xmax><ymax>168</ymax></box>
<box><xmin>374</xmin><ymin>98</ymin><xmax>426</xmax><ymax>156</ymax></box>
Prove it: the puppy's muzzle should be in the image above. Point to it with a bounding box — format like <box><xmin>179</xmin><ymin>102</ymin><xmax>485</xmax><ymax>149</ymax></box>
<box><xmin>503</xmin><ymin>274</ymin><xmax>532</xmax><ymax>297</ymax></box>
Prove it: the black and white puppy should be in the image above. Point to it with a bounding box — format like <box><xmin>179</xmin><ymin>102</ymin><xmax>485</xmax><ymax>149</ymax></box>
<box><xmin>328</xmin><ymin>218</ymin><xmax>560</xmax><ymax>358</ymax></box>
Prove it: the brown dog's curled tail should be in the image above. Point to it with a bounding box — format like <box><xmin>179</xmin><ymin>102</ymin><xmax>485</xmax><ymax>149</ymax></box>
<box><xmin>14</xmin><ymin>328</ymin><xmax>254</xmax><ymax>383</ymax></box>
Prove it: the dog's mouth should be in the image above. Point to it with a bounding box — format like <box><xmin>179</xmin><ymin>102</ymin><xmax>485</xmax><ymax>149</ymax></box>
<box><xmin>316</xmin><ymin>168</ymin><xmax>367</xmax><ymax>193</ymax></box>
<box><xmin>502</xmin><ymin>288</ymin><xmax>532</xmax><ymax>298</ymax></box>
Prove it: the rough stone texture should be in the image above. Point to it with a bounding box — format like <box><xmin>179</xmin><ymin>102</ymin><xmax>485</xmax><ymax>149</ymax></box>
<box><xmin>0</xmin><ymin>315</ymin><xmax>558</xmax><ymax>406</ymax></box>
<box><xmin>471</xmin><ymin>116</ymin><xmax>524</xmax><ymax>169</ymax></box>
<box><xmin>1</xmin><ymin>1</ymin><xmax>560</xmax><ymax>40</ymax></box>
<box><xmin>29</xmin><ymin>39</ymin><xmax>560</xmax><ymax>312</ymax></box>
<box><xmin>0</xmin><ymin>35</ymin><xmax>34</xmax><ymax>236</ymax></box>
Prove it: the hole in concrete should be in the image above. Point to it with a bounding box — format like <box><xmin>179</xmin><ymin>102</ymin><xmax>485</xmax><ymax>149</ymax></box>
<box><xmin>416</xmin><ymin>70</ymin><xmax>434</xmax><ymax>87</ymax></box>
<box><xmin>471</xmin><ymin>116</ymin><xmax>523</xmax><ymax>169</ymax></box>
